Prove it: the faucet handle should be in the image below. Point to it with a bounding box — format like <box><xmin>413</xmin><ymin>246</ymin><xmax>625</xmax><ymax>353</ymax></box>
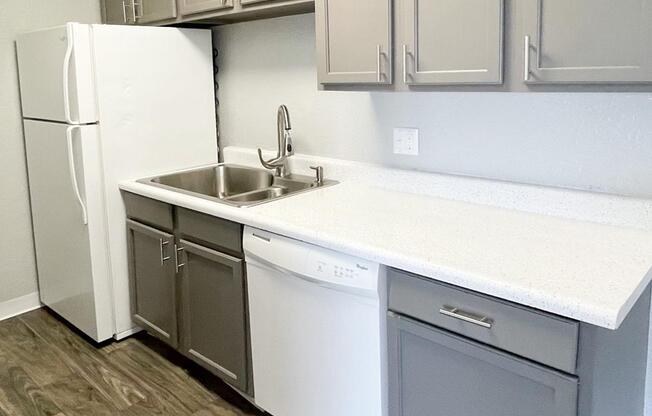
<box><xmin>310</xmin><ymin>166</ymin><xmax>324</xmax><ymax>186</ymax></box>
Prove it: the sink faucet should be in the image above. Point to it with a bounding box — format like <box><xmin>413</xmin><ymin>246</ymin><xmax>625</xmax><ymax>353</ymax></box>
<box><xmin>258</xmin><ymin>105</ymin><xmax>294</xmax><ymax>177</ymax></box>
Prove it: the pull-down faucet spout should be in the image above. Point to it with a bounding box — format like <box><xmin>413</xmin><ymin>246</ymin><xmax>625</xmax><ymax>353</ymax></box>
<box><xmin>258</xmin><ymin>105</ymin><xmax>294</xmax><ymax>177</ymax></box>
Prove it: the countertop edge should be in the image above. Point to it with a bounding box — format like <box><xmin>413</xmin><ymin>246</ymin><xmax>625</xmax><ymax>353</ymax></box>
<box><xmin>119</xmin><ymin>180</ymin><xmax>651</xmax><ymax>330</ymax></box>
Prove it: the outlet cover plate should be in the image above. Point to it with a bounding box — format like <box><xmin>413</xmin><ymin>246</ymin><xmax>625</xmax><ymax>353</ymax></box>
<box><xmin>393</xmin><ymin>127</ymin><xmax>419</xmax><ymax>155</ymax></box>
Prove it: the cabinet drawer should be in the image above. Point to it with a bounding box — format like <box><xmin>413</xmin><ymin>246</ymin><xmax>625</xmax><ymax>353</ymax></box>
<box><xmin>177</xmin><ymin>208</ymin><xmax>243</xmax><ymax>256</ymax></box>
<box><xmin>123</xmin><ymin>192</ymin><xmax>174</xmax><ymax>232</ymax></box>
<box><xmin>388</xmin><ymin>312</ymin><xmax>578</xmax><ymax>416</ymax></box>
<box><xmin>388</xmin><ymin>269</ymin><xmax>579</xmax><ymax>373</ymax></box>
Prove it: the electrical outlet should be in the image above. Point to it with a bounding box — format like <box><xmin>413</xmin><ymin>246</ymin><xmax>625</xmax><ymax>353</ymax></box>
<box><xmin>393</xmin><ymin>128</ymin><xmax>419</xmax><ymax>155</ymax></box>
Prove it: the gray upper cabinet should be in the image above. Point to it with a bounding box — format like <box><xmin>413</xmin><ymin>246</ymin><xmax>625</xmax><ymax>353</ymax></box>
<box><xmin>127</xmin><ymin>220</ymin><xmax>178</xmax><ymax>348</ymax></box>
<box><xmin>178</xmin><ymin>239</ymin><xmax>249</xmax><ymax>393</ymax></box>
<box><xmin>179</xmin><ymin>0</ymin><xmax>234</xmax><ymax>15</ymax></box>
<box><xmin>103</xmin><ymin>0</ymin><xmax>132</xmax><ymax>24</ymax></box>
<box><xmin>240</xmin><ymin>0</ymin><xmax>281</xmax><ymax>4</ymax></box>
<box><xmin>523</xmin><ymin>0</ymin><xmax>652</xmax><ymax>83</ymax></box>
<box><xmin>103</xmin><ymin>0</ymin><xmax>177</xmax><ymax>24</ymax></box>
<box><xmin>316</xmin><ymin>0</ymin><xmax>393</xmax><ymax>84</ymax></box>
<box><xmin>137</xmin><ymin>0</ymin><xmax>177</xmax><ymax>23</ymax></box>
<box><xmin>400</xmin><ymin>0</ymin><xmax>504</xmax><ymax>85</ymax></box>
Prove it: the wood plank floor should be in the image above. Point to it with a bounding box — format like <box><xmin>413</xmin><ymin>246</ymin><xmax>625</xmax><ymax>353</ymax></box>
<box><xmin>0</xmin><ymin>308</ymin><xmax>262</xmax><ymax>416</ymax></box>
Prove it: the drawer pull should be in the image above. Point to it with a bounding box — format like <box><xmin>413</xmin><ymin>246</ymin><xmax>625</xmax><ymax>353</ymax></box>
<box><xmin>175</xmin><ymin>245</ymin><xmax>186</xmax><ymax>273</ymax></box>
<box><xmin>159</xmin><ymin>239</ymin><xmax>171</xmax><ymax>265</ymax></box>
<box><xmin>440</xmin><ymin>305</ymin><xmax>493</xmax><ymax>329</ymax></box>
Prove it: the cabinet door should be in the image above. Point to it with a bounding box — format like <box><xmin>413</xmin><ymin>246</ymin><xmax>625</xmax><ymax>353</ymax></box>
<box><xmin>388</xmin><ymin>313</ymin><xmax>578</xmax><ymax>416</ymax></box>
<box><xmin>315</xmin><ymin>0</ymin><xmax>393</xmax><ymax>84</ymax></box>
<box><xmin>179</xmin><ymin>0</ymin><xmax>234</xmax><ymax>15</ymax></box>
<box><xmin>136</xmin><ymin>0</ymin><xmax>177</xmax><ymax>23</ymax></box>
<box><xmin>401</xmin><ymin>0</ymin><xmax>503</xmax><ymax>85</ymax></box>
<box><xmin>127</xmin><ymin>220</ymin><xmax>178</xmax><ymax>347</ymax></box>
<box><xmin>523</xmin><ymin>0</ymin><xmax>652</xmax><ymax>83</ymax></box>
<box><xmin>103</xmin><ymin>0</ymin><xmax>132</xmax><ymax>24</ymax></box>
<box><xmin>178</xmin><ymin>239</ymin><xmax>248</xmax><ymax>392</ymax></box>
<box><xmin>240</xmin><ymin>0</ymin><xmax>279</xmax><ymax>4</ymax></box>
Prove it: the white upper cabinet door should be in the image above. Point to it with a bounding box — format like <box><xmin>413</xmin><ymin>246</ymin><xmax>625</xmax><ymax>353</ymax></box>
<box><xmin>316</xmin><ymin>0</ymin><xmax>393</xmax><ymax>85</ymax></box>
<box><xmin>179</xmin><ymin>0</ymin><xmax>234</xmax><ymax>15</ymax></box>
<box><xmin>401</xmin><ymin>0</ymin><xmax>504</xmax><ymax>85</ymax></box>
<box><xmin>523</xmin><ymin>0</ymin><xmax>652</xmax><ymax>83</ymax></box>
<box><xmin>16</xmin><ymin>24</ymin><xmax>98</xmax><ymax>124</ymax></box>
<box><xmin>137</xmin><ymin>0</ymin><xmax>178</xmax><ymax>23</ymax></box>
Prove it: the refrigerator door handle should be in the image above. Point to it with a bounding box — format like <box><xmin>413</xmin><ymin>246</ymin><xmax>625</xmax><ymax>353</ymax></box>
<box><xmin>66</xmin><ymin>126</ymin><xmax>88</xmax><ymax>225</ymax></box>
<box><xmin>62</xmin><ymin>24</ymin><xmax>77</xmax><ymax>125</ymax></box>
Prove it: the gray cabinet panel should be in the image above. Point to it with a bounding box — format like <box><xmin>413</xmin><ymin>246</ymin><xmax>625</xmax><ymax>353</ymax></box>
<box><xmin>179</xmin><ymin>239</ymin><xmax>248</xmax><ymax>392</ymax></box>
<box><xmin>316</xmin><ymin>0</ymin><xmax>393</xmax><ymax>84</ymax></box>
<box><xmin>388</xmin><ymin>269</ymin><xmax>579</xmax><ymax>374</ymax></box>
<box><xmin>523</xmin><ymin>0</ymin><xmax>652</xmax><ymax>83</ymax></box>
<box><xmin>388</xmin><ymin>312</ymin><xmax>578</xmax><ymax>416</ymax></box>
<box><xmin>177</xmin><ymin>207</ymin><xmax>243</xmax><ymax>256</ymax></box>
<box><xmin>401</xmin><ymin>0</ymin><xmax>503</xmax><ymax>85</ymax></box>
<box><xmin>124</xmin><ymin>192</ymin><xmax>174</xmax><ymax>232</ymax></box>
<box><xmin>137</xmin><ymin>0</ymin><xmax>177</xmax><ymax>23</ymax></box>
<box><xmin>179</xmin><ymin>0</ymin><xmax>234</xmax><ymax>15</ymax></box>
<box><xmin>240</xmin><ymin>0</ymin><xmax>281</xmax><ymax>4</ymax></box>
<box><xmin>127</xmin><ymin>220</ymin><xmax>178</xmax><ymax>347</ymax></box>
<box><xmin>103</xmin><ymin>0</ymin><xmax>132</xmax><ymax>24</ymax></box>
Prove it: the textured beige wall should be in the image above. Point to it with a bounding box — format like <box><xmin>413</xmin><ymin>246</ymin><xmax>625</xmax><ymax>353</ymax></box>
<box><xmin>0</xmin><ymin>1</ymin><xmax>101</xmax><ymax>303</ymax></box>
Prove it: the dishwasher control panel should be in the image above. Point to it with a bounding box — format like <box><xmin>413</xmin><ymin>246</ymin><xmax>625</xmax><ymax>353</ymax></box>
<box><xmin>243</xmin><ymin>226</ymin><xmax>383</xmax><ymax>296</ymax></box>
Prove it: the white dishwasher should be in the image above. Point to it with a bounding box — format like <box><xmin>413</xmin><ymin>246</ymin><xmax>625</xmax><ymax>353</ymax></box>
<box><xmin>243</xmin><ymin>226</ymin><xmax>387</xmax><ymax>416</ymax></box>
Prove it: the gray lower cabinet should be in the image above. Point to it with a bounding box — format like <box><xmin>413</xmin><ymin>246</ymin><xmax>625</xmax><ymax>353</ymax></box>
<box><xmin>388</xmin><ymin>312</ymin><xmax>578</xmax><ymax>416</ymax></box>
<box><xmin>388</xmin><ymin>268</ymin><xmax>651</xmax><ymax>416</ymax></box>
<box><xmin>523</xmin><ymin>0</ymin><xmax>652</xmax><ymax>83</ymax></box>
<box><xmin>178</xmin><ymin>239</ymin><xmax>248</xmax><ymax>392</ymax></box>
<box><xmin>126</xmin><ymin>219</ymin><xmax>178</xmax><ymax>348</ymax></box>
<box><xmin>315</xmin><ymin>0</ymin><xmax>393</xmax><ymax>84</ymax></box>
<box><xmin>399</xmin><ymin>0</ymin><xmax>504</xmax><ymax>85</ymax></box>
<box><xmin>124</xmin><ymin>192</ymin><xmax>251</xmax><ymax>395</ymax></box>
<box><xmin>179</xmin><ymin>0</ymin><xmax>235</xmax><ymax>15</ymax></box>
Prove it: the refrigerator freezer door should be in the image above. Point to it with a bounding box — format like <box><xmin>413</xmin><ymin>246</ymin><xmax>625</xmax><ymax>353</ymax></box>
<box><xmin>90</xmin><ymin>24</ymin><xmax>218</xmax><ymax>337</ymax></box>
<box><xmin>24</xmin><ymin>120</ymin><xmax>114</xmax><ymax>342</ymax></box>
<box><xmin>16</xmin><ymin>23</ymin><xmax>98</xmax><ymax>124</ymax></box>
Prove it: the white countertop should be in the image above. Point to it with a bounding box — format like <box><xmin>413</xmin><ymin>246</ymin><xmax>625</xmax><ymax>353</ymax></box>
<box><xmin>119</xmin><ymin>149</ymin><xmax>652</xmax><ymax>330</ymax></box>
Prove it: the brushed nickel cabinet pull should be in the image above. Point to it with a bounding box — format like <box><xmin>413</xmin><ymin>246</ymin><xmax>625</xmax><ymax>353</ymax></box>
<box><xmin>376</xmin><ymin>44</ymin><xmax>383</xmax><ymax>83</ymax></box>
<box><xmin>175</xmin><ymin>245</ymin><xmax>186</xmax><ymax>273</ymax></box>
<box><xmin>440</xmin><ymin>305</ymin><xmax>493</xmax><ymax>329</ymax></box>
<box><xmin>122</xmin><ymin>0</ymin><xmax>128</xmax><ymax>23</ymax></box>
<box><xmin>524</xmin><ymin>35</ymin><xmax>532</xmax><ymax>82</ymax></box>
<box><xmin>160</xmin><ymin>239</ymin><xmax>171</xmax><ymax>265</ymax></box>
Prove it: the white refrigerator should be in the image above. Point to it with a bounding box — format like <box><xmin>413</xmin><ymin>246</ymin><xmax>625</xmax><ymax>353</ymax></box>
<box><xmin>16</xmin><ymin>23</ymin><xmax>218</xmax><ymax>342</ymax></box>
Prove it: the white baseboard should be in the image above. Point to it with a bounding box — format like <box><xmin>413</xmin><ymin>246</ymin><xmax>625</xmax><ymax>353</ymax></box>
<box><xmin>114</xmin><ymin>326</ymin><xmax>143</xmax><ymax>341</ymax></box>
<box><xmin>0</xmin><ymin>292</ymin><xmax>42</xmax><ymax>322</ymax></box>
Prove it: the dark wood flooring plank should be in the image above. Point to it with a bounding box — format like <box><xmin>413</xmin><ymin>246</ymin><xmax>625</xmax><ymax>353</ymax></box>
<box><xmin>43</xmin><ymin>374</ymin><xmax>121</xmax><ymax>416</ymax></box>
<box><xmin>193</xmin><ymin>397</ymin><xmax>255</xmax><ymax>416</ymax></box>
<box><xmin>19</xmin><ymin>309</ymin><xmax>147</xmax><ymax>410</ymax></box>
<box><xmin>0</xmin><ymin>354</ymin><xmax>64</xmax><ymax>416</ymax></box>
<box><xmin>0</xmin><ymin>309</ymin><xmax>255</xmax><ymax>416</ymax></box>
<box><xmin>108</xmin><ymin>342</ymin><xmax>217</xmax><ymax>415</ymax></box>
<box><xmin>0</xmin><ymin>316</ymin><xmax>74</xmax><ymax>387</ymax></box>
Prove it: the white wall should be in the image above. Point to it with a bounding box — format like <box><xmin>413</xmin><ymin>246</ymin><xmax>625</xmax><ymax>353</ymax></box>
<box><xmin>214</xmin><ymin>13</ymin><xmax>652</xmax><ymax>199</ymax></box>
<box><xmin>0</xmin><ymin>1</ymin><xmax>101</xmax><ymax>304</ymax></box>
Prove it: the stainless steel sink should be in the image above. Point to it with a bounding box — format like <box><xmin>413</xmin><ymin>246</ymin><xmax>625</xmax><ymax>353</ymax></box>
<box><xmin>140</xmin><ymin>164</ymin><xmax>336</xmax><ymax>207</ymax></box>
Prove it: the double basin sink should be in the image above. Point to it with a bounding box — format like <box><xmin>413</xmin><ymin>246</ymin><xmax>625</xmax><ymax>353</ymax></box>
<box><xmin>140</xmin><ymin>164</ymin><xmax>336</xmax><ymax>207</ymax></box>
